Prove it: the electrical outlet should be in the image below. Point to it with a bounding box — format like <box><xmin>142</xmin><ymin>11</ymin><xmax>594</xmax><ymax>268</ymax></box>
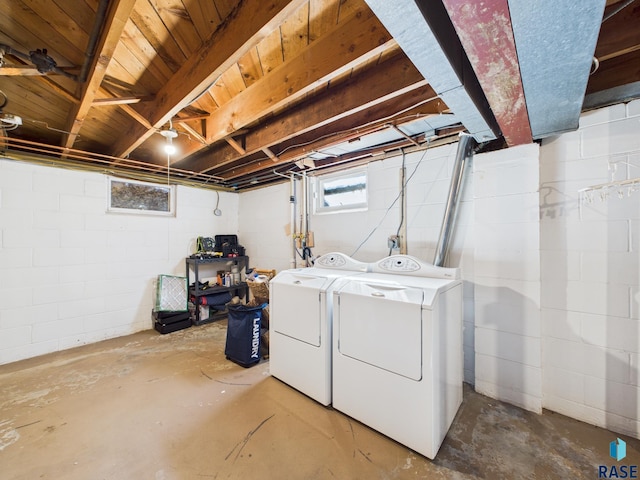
<box><xmin>388</xmin><ymin>235</ymin><xmax>399</xmax><ymax>250</ymax></box>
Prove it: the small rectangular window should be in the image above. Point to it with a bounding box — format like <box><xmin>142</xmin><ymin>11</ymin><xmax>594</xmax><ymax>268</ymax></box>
<box><xmin>314</xmin><ymin>168</ymin><xmax>367</xmax><ymax>214</ymax></box>
<box><xmin>107</xmin><ymin>177</ymin><xmax>176</xmax><ymax>216</ymax></box>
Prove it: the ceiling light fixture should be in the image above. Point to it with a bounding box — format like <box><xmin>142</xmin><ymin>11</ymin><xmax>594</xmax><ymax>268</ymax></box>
<box><xmin>159</xmin><ymin>120</ymin><xmax>178</xmax><ymax>155</ymax></box>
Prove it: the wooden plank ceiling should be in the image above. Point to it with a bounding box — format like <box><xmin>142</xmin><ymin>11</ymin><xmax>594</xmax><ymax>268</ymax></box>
<box><xmin>0</xmin><ymin>0</ymin><xmax>638</xmax><ymax>190</ymax></box>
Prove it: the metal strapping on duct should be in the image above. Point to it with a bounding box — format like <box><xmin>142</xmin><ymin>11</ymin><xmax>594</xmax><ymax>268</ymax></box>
<box><xmin>433</xmin><ymin>133</ymin><xmax>475</xmax><ymax>267</ymax></box>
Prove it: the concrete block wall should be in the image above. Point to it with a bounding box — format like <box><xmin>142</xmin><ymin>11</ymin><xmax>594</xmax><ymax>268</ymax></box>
<box><xmin>540</xmin><ymin>100</ymin><xmax>640</xmax><ymax>437</ymax></box>
<box><xmin>473</xmin><ymin>144</ymin><xmax>542</xmax><ymax>413</ymax></box>
<box><xmin>0</xmin><ymin>159</ymin><xmax>238</xmax><ymax>365</ymax></box>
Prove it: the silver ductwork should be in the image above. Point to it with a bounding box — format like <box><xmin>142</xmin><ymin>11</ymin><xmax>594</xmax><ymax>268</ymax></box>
<box><xmin>433</xmin><ymin>133</ymin><xmax>475</xmax><ymax>267</ymax></box>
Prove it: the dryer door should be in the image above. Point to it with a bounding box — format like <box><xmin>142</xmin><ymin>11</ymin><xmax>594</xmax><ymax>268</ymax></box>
<box><xmin>336</xmin><ymin>281</ymin><xmax>424</xmax><ymax>381</ymax></box>
<box><xmin>271</xmin><ymin>273</ymin><xmax>327</xmax><ymax>347</ymax></box>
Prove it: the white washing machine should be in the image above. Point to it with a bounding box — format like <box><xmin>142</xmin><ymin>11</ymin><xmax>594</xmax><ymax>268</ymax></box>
<box><xmin>269</xmin><ymin>252</ymin><xmax>368</xmax><ymax>406</ymax></box>
<box><xmin>332</xmin><ymin>255</ymin><xmax>463</xmax><ymax>459</ymax></box>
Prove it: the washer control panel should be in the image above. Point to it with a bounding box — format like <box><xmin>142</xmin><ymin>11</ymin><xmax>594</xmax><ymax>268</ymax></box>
<box><xmin>371</xmin><ymin>255</ymin><xmax>460</xmax><ymax>279</ymax></box>
<box><xmin>315</xmin><ymin>252</ymin><xmax>368</xmax><ymax>271</ymax></box>
<box><xmin>378</xmin><ymin>256</ymin><xmax>421</xmax><ymax>272</ymax></box>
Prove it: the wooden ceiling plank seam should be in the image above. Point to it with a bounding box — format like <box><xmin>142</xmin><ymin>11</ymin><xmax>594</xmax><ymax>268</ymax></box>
<box><xmin>48</xmin><ymin>0</ymin><xmax>97</xmax><ymax>36</ymax></box>
<box><xmin>214</xmin><ymin>0</ymin><xmax>239</xmax><ymax>20</ymax></box>
<box><xmin>34</xmin><ymin>76</ymin><xmax>80</xmax><ymax>104</ymax></box>
<box><xmin>103</xmin><ymin>58</ymin><xmax>151</xmax><ymax>99</ymax></box>
<box><xmin>0</xmin><ymin>26</ymin><xmax>35</xmax><ymax>54</ymax></box>
<box><xmin>62</xmin><ymin>0</ymin><xmax>138</xmax><ymax>149</ymax></box>
<box><xmin>220</xmin><ymin>64</ymin><xmax>247</xmax><ymax>99</ymax></box>
<box><xmin>185</xmin><ymin>0</ymin><xmax>224</xmax><ymax>42</ymax></box>
<box><xmin>148</xmin><ymin>0</ymin><xmax>202</xmax><ymax>57</ymax></box>
<box><xmin>128</xmin><ymin>3</ymin><xmax>187</xmax><ymax>73</ymax></box>
<box><xmin>121</xmin><ymin>20</ymin><xmax>175</xmax><ymax>83</ymax></box>
<box><xmin>180</xmin><ymin>52</ymin><xmax>429</xmax><ymax>173</ymax></box>
<box><xmin>237</xmin><ymin>47</ymin><xmax>264</xmax><ymax>88</ymax></box>
<box><xmin>209</xmin><ymin>77</ymin><xmax>233</xmax><ymax>107</ymax></box>
<box><xmin>8</xmin><ymin>0</ymin><xmax>87</xmax><ymax>66</ymax></box>
<box><xmin>111</xmin><ymin>0</ymin><xmax>310</xmax><ymax>159</ymax></box>
<box><xmin>20</xmin><ymin>0</ymin><xmax>90</xmax><ymax>54</ymax></box>
<box><xmin>201</xmin><ymin>8</ymin><xmax>394</xmax><ymax>147</ymax></box>
<box><xmin>110</xmin><ymin>41</ymin><xmax>166</xmax><ymax>94</ymax></box>
<box><xmin>189</xmin><ymin>92</ymin><xmax>220</xmax><ymax>114</ymax></box>
<box><xmin>337</xmin><ymin>0</ymin><xmax>367</xmax><ymax>23</ymax></box>
<box><xmin>281</xmin><ymin>2</ymin><xmax>310</xmax><ymax>62</ymax></box>
<box><xmin>256</xmin><ymin>25</ymin><xmax>286</xmax><ymax>76</ymax></box>
<box><xmin>442</xmin><ymin>0</ymin><xmax>532</xmax><ymax>146</ymax></box>
<box><xmin>309</xmin><ymin>0</ymin><xmax>341</xmax><ymax>42</ymax></box>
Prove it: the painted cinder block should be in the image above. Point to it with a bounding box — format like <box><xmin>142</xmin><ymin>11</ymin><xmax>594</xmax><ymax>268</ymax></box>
<box><xmin>541</xmin><ymin>250</ymin><xmax>581</xmax><ymax>282</ymax></box>
<box><xmin>474</xmin><ymin>249</ymin><xmax>540</xmax><ymax>281</ymax></box>
<box><xmin>474</xmin><ymin>353</ymin><xmax>542</xmax><ymax>412</ymax></box>
<box><xmin>579</xmin><ymin>103</ymin><xmax>626</xmax><ymax>128</ymax></box>
<box><xmin>584</xmin><ymin>375</ymin><xmax>640</xmax><ymax>420</ymax></box>
<box><xmin>628</xmin><ymin>98</ymin><xmax>640</xmax><ymax>118</ymax></box>
<box><xmin>475</xmin><ymin>328</ymin><xmax>541</xmax><ymax>367</ymax></box>
<box><xmin>0</xmin><ymin>325</ymin><xmax>31</xmax><ymax>350</ymax></box>
<box><xmin>582</xmin><ymin>118</ymin><xmax>640</xmax><ymax>158</ymax></box>
<box><xmin>541</xmin><ymin>308</ymin><xmax>582</xmax><ymax>342</ymax></box>
<box><xmin>475</xmin><ymin>300</ymin><xmax>541</xmax><ymax>337</ymax></box>
<box><xmin>543</xmin><ymin>366</ymin><xmax>585</xmax><ymax>404</ymax></box>
<box><xmin>474</xmin><ymin>192</ymin><xmax>540</xmax><ymax>225</ymax></box>
<box><xmin>475</xmin><ymin>222</ymin><xmax>539</xmax><ymax>253</ymax></box>
<box><xmin>581</xmin><ymin>251</ymin><xmax>639</xmax><ymax>285</ymax></box>
<box><xmin>32</xmin><ymin>318</ymin><xmax>84</xmax><ymax>343</ymax></box>
<box><xmin>540</xmin><ymin>130</ymin><xmax>582</xmax><ymax>165</ymax></box>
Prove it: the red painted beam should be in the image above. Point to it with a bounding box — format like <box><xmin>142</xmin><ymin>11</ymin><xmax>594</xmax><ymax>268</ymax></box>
<box><xmin>442</xmin><ymin>0</ymin><xmax>532</xmax><ymax>146</ymax></box>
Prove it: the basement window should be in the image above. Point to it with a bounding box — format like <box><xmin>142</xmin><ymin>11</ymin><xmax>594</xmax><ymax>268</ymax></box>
<box><xmin>314</xmin><ymin>168</ymin><xmax>368</xmax><ymax>214</ymax></box>
<box><xmin>107</xmin><ymin>177</ymin><xmax>176</xmax><ymax>216</ymax></box>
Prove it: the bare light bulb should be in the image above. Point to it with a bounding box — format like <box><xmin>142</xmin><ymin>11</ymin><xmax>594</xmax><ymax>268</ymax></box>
<box><xmin>160</xmin><ymin>127</ymin><xmax>178</xmax><ymax>156</ymax></box>
<box><xmin>164</xmin><ymin>140</ymin><xmax>177</xmax><ymax>155</ymax></box>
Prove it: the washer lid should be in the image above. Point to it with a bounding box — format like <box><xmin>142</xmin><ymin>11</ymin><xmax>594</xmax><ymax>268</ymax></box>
<box><xmin>336</xmin><ymin>281</ymin><xmax>424</xmax><ymax>380</ymax></box>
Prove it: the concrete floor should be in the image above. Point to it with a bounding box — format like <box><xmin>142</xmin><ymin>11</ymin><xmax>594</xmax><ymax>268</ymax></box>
<box><xmin>1</xmin><ymin>322</ymin><xmax>639</xmax><ymax>480</ymax></box>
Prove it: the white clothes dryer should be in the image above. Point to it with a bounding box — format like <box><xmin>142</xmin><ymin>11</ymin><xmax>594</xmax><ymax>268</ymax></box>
<box><xmin>332</xmin><ymin>255</ymin><xmax>463</xmax><ymax>459</ymax></box>
<box><xmin>269</xmin><ymin>252</ymin><xmax>368</xmax><ymax>406</ymax></box>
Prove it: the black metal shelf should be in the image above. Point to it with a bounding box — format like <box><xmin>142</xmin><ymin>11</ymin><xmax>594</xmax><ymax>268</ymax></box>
<box><xmin>186</xmin><ymin>256</ymin><xmax>250</xmax><ymax>325</ymax></box>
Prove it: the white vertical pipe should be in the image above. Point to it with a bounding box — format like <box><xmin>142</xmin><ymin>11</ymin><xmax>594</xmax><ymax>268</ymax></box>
<box><xmin>399</xmin><ymin>162</ymin><xmax>408</xmax><ymax>254</ymax></box>
<box><xmin>290</xmin><ymin>175</ymin><xmax>297</xmax><ymax>268</ymax></box>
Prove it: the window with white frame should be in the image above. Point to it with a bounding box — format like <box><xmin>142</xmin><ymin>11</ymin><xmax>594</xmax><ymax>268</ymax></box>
<box><xmin>314</xmin><ymin>168</ymin><xmax>368</xmax><ymax>214</ymax></box>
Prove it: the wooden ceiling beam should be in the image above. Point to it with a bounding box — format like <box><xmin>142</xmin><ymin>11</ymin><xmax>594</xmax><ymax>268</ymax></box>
<box><xmin>201</xmin><ymin>8</ymin><xmax>394</xmax><ymax>147</ymax></box>
<box><xmin>225</xmin><ymin>136</ymin><xmax>246</xmax><ymax>155</ymax></box>
<box><xmin>0</xmin><ymin>65</ymin><xmax>47</xmax><ymax>76</ymax></box>
<box><xmin>177</xmin><ymin>121</ymin><xmax>207</xmax><ymax>145</ymax></box>
<box><xmin>61</xmin><ymin>0</ymin><xmax>137</xmax><ymax>150</ymax></box>
<box><xmin>92</xmin><ymin>96</ymin><xmax>154</xmax><ymax>106</ymax></box>
<box><xmin>217</xmin><ymin>91</ymin><xmax>444</xmax><ymax>180</ymax></box>
<box><xmin>177</xmin><ymin>51</ymin><xmax>425</xmax><ymax>174</ymax></box>
<box><xmin>110</xmin><ymin>0</ymin><xmax>309</xmax><ymax>159</ymax></box>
